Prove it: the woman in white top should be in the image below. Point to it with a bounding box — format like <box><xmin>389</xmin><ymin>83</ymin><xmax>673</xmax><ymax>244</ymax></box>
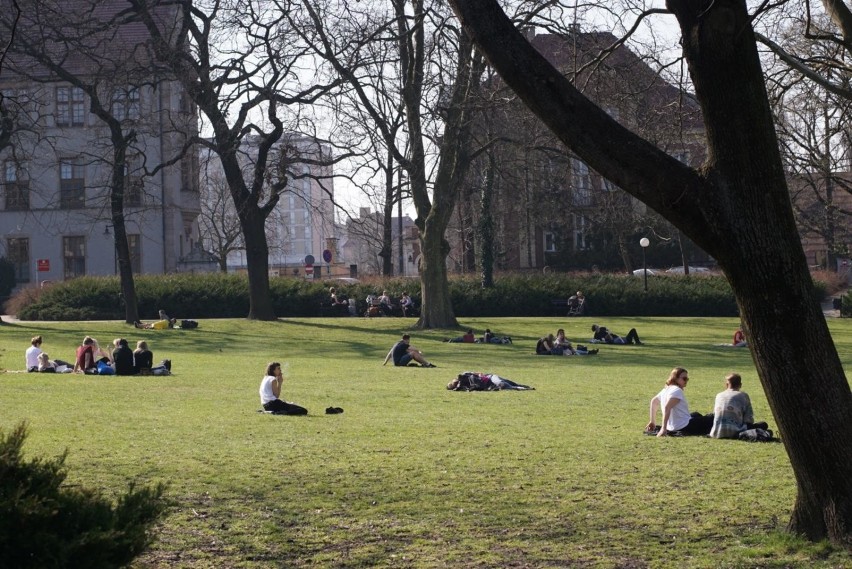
<box><xmin>26</xmin><ymin>335</ymin><xmax>43</xmax><ymax>372</ymax></box>
<box><xmin>646</xmin><ymin>367</ymin><xmax>714</xmax><ymax>437</ymax></box>
<box><xmin>259</xmin><ymin>362</ymin><xmax>308</xmax><ymax>415</ymax></box>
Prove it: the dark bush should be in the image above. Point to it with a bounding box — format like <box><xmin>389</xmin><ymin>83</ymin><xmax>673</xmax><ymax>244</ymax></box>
<box><xmin>0</xmin><ymin>422</ymin><xmax>166</xmax><ymax>569</ymax></box>
<box><xmin>7</xmin><ymin>271</ymin><xmax>831</xmax><ymax>320</ymax></box>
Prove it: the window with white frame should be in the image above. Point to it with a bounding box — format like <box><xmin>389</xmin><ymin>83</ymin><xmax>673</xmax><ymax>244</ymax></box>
<box><xmin>59</xmin><ymin>159</ymin><xmax>85</xmax><ymax>209</ymax></box>
<box><xmin>4</xmin><ymin>161</ymin><xmax>29</xmax><ymax>210</ymax></box>
<box><xmin>56</xmin><ymin>86</ymin><xmax>85</xmax><ymax>126</ymax></box>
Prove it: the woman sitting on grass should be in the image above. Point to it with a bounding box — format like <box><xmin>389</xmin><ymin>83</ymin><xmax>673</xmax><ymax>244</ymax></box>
<box><xmin>646</xmin><ymin>367</ymin><xmax>714</xmax><ymax>437</ymax></box>
<box><xmin>259</xmin><ymin>362</ymin><xmax>308</xmax><ymax>415</ymax></box>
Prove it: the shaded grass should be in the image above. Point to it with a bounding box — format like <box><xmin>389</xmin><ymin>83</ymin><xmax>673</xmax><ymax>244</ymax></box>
<box><xmin>1</xmin><ymin>316</ymin><xmax>850</xmax><ymax>568</ymax></box>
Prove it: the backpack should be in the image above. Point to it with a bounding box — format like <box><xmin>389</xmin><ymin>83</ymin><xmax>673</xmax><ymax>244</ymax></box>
<box><xmin>738</xmin><ymin>428</ymin><xmax>774</xmax><ymax>442</ymax></box>
<box><xmin>181</xmin><ymin>319</ymin><xmax>199</xmax><ymax>329</ymax></box>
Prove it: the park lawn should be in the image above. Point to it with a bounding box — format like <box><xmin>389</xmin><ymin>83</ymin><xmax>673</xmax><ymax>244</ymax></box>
<box><xmin>1</xmin><ymin>316</ymin><xmax>850</xmax><ymax>568</ymax></box>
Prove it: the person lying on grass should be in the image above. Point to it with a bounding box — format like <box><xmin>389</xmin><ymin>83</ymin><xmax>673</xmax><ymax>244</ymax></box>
<box><xmin>447</xmin><ymin>372</ymin><xmax>534</xmax><ymax>391</ymax></box>
<box><xmin>445</xmin><ymin>328</ymin><xmax>476</xmax><ymax>343</ymax></box>
<box><xmin>646</xmin><ymin>367</ymin><xmax>714</xmax><ymax>437</ymax></box>
<box><xmin>259</xmin><ymin>362</ymin><xmax>308</xmax><ymax>415</ymax></box>
<box><xmin>590</xmin><ymin>324</ymin><xmax>643</xmax><ymax>345</ymax></box>
<box><xmin>383</xmin><ymin>334</ymin><xmax>436</xmax><ymax>367</ymax></box>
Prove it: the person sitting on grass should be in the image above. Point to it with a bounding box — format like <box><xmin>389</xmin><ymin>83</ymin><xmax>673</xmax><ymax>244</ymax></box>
<box><xmin>709</xmin><ymin>373</ymin><xmax>768</xmax><ymax>439</ymax></box>
<box><xmin>135</xmin><ymin>310</ymin><xmax>176</xmax><ymax>330</ymax></box>
<box><xmin>133</xmin><ymin>340</ymin><xmax>171</xmax><ymax>375</ymax></box>
<box><xmin>37</xmin><ymin>352</ymin><xmax>72</xmax><ymax>373</ymax></box>
<box><xmin>646</xmin><ymin>367</ymin><xmax>714</xmax><ymax>437</ymax></box>
<box><xmin>445</xmin><ymin>328</ymin><xmax>476</xmax><ymax>343</ymax></box>
<box><xmin>112</xmin><ymin>338</ymin><xmax>136</xmax><ymax>376</ymax></box>
<box><xmin>732</xmin><ymin>327</ymin><xmax>747</xmax><ymax>347</ymax></box>
<box><xmin>259</xmin><ymin>361</ymin><xmax>308</xmax><ymax>415</ymax></box>
<box><xmin>591</xmin><ymin>324</ymin><xmax>643</xmax><ymax>345</ymax></box>
<box><xmin>26</xmin><ymin>335</ymin><xmax>43</xmax><ymax>372</ymax></box>
<box><xmin>383</xmin><ymin>334</ymin><xmax>436</xmax><ymax>367</ymax></box>
<box><xmin>554</xmin><ymin>328</ymin><xmax>598</xmax><ymax>355</ymax></box>
<box><xmin>73</xmin><ymin>336</ymin><xmax>97</xmax><ymax>374</ymax></box>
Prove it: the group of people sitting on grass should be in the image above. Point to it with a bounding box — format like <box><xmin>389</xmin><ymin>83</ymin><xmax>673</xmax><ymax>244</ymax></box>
<box><xmin>536</xmin><ymin>329</ymin><xmax>599</xmax><ymax>356</ymax></box>
<box><xmin>26</xmin><ymin>334</ymin><xmax>170</xmax><ymax>375</ymax></box>
<box><xmin>646</xmin><ymin>367</ymin><xmax>770</xmax><ymax>440</ymax></box>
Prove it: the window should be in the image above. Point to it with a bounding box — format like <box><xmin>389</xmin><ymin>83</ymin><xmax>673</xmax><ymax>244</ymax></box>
<box><xmin>7</xmin><ymin>237</ymin><xmax>29</xmax><ymax>283</ymax></box>
<box><xmin>56</xmin><ymin>86</ymin><xmax>85</xmax><ymax>126</ymax></box>
<box><xmin>573</xmin><ymin>214</ymin><xmax>588</xmax><ymax>251</ymax></box>
<box><xmin>4</xmin><ymin>161</ymin><xmax>29</xmax><ymax>210</ymax></box>
<box><xmin>572</xmin><ymin>158</ymin><xmax>592</xmax><ymax>206</ymax></box>
<box><xmin>124</xmin><ymin>163</ymin><xmax>143</xmax><ymax>206</ymax></box>
<box><xmin>111</xmin><ymin>87</ymin><xmax>140</xmax><ymax>121</ymax></box>
<box><xmin>60</xmin><ymin>159</ymin><xmax>85</xmax><ymax>209</ymax></box>
<box><xmin>63</xmin><ymin>236</ymin><xmax>86</xmax><ymax>279</ymax></box>
<box><xmin>127</xmin><ymin>234</ymin><xmax>141</xmax><ymax>273</ymax></box>
<box><xmin>544</xmin><ymin>232</ymin><xmax>557</xmax><ymax>253</ymax></box>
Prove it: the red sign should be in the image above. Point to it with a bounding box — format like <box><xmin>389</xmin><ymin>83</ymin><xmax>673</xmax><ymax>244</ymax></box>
<box><xmin>37</xmin><ymin>259</ymin><xmax>50</xmax><ymax>272</ymax></box>
<box><xmin>305</xmin><ymin>264</ymin><xmax>314</xmax><ymax>275</ymax></box>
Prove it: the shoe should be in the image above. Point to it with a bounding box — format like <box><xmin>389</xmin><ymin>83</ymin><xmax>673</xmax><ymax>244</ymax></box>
<box><xmin>424</xmin><ymin>363</ymin><xmax>437</xmax><ymax>368</ymax></box>
<box><xmin>752</xmin><ymin>421</ymin><xmax>768</xmax><ymax>430</ymax></box>
<box><xmin>589</xmin><ymin>349</ymin><xmax>599</xmax><ymax>355</ymax></box>
<box><xmin>134</xmin><ymin>320</ymin><xmax>142</xmax><ymax>328</ymax></box>
<box><xmin>163</xmin><ymin>359</ymin><xmax>172</xmax><ymax>371</ymax></box>
<box><xmin>325</xmin><ymin>407</ymin><xmax>344</xmax><ymax>414</ymax></box>
<box><xmin>635</xmin><ymin>341</ymin><xmax>644</xmax><ymax>345</ymax></box>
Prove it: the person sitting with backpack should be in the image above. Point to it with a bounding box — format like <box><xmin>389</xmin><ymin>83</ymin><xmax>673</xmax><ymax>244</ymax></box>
<box><xmin>133</xmin><ymin>340</ymin><xmax>171</xmax><ymax>375</ymax></box>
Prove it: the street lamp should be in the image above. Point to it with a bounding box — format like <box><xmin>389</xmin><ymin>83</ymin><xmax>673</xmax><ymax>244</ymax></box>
<box><xmin>639</xmin><ymin>237</ymin><xmax>650</xmax><ymax>292</ymax></box>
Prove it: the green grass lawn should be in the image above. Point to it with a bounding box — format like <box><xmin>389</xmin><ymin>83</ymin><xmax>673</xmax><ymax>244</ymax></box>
<box><xmin>1</xmin><ymin>316</ymin><xmax>850</xmax><ymax>568</ymax></box>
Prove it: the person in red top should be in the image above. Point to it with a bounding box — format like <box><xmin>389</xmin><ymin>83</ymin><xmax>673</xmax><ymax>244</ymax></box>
<box><xmin>73</xmin><ymin>336</ymin><xmax>96</xmax><ymax>373</ymax></box>
<box><xmin>733</xmin><ymin>327</ymin><xmax>747</xmax><ymax>347</ymax></box>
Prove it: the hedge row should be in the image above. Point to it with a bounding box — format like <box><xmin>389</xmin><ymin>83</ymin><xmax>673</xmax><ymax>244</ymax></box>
<box><xmin>9</xmin><ymin>272</ymin><xmax>828</xmax><ymax>321</ymax></box>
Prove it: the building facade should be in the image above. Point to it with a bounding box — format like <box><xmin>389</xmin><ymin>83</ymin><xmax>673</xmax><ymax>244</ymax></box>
<box><xmin>0</xmin><ymin>2</ymin><xmax>201</xmax><ymax>288</ymax></box>
<box><xmin>450</xmin><ymin>29</ymin><xmax>706</xmax><ymax>273</ymax></box>
<box><xmin>339</xmin><ymin>207</ymin><xmax>421</xmax><ymax>277</ymax></box>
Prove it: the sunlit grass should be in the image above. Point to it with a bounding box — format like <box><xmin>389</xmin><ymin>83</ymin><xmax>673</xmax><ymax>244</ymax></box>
<box><xmin>1</xmin><ymin>316</ymin><xmax>850</xmax><ymax>567</ymax></box>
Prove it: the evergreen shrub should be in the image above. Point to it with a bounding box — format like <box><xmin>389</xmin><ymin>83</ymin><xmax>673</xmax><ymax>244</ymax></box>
<box><xmin>0</xmin><ymin>422</ymin><xmax>166</xmax><ymax>569</ymax></box>
<box><xmin>7</xmin><ymin>271</ymin><xmax>829</xmax><ymax>320</ymax></box>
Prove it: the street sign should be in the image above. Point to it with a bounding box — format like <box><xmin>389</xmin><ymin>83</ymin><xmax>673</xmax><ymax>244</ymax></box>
<box><xmin>305</xmin><ymin>254</ymin><xmax>315</xmax><ymax>265</ymax></box>
<box><xmin>322</xmin><ymin>249</ymin><xmax>332</xmax><ymax>263</ymax></box>
<box><xmin>37</xmin><ymin>259</ymin><xmax>50</xmax><ymax>272</ymax></box>
<box><xmin>305</xmin><ymin>264</ymin><xmax>314</xmax><ymax>275</ymax></box>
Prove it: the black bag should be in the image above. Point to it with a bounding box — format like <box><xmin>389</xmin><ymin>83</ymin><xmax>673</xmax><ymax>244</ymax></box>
<box><xmin>181</xmin><ymin>319</ymin><xmax>199</xmax><ymax>329</ymax></box>
<box><xmin>738</xmin><ymin>428</ymin><xmax>774</xmax><ymax>442</ymax></box>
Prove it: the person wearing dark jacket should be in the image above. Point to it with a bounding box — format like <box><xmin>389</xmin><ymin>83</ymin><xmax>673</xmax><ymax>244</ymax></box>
<box><xmin>112</xmin><ymin>338</ymin><xmax>136</xmax><ymax>375</ymax></box>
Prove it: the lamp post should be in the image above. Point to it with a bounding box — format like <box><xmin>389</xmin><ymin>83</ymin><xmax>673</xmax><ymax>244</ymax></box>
<box><xmin>640</xmin><ymin>237</ymin><xmax>650</xmax><ymax>292</ymax></box>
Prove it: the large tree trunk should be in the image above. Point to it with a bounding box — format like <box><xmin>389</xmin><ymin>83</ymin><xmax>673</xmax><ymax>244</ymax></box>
<box><xmin>479</xmin><ymin>154</ymin><xmax>495</xmax><ymax>288</ymax></box>
<box><xmin>450</xmin><ymin>0</ymin><xmax>852</xmax><ymax>543</ymax></box>
<box><xmin>240</xmin><ymin>208</ymin><xmax>276</xmax><ymax>321</ymax></box>
<box><xmin>106</xmin><ymin>129</ymin><xmax>139</xmax><ymax>324</ymax></box>
<box><xmin>417</xmin><ymin>220</ymin><xmax>457</xmax><ymax>328</ymax></box>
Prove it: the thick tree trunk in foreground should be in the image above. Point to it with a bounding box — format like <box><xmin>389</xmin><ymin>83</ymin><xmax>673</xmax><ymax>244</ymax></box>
<box><xmin>450</xmin><ymin>0</ymin><xmax>852</xmax><ymax>543</ymax></box>
<box><xmin>241</xmin><ymin>209</ymin><xmax>276</xmax><ymax>321</ymax></box>
<box><xmin>417</xmin><ymin>219</ymin><xmax>457</xmax><ymax>329</ymax></box>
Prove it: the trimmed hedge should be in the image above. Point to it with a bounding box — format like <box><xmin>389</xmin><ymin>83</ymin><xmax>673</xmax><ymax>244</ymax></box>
<box><xmin>9</xmin><ymin>272</ymin><xmax>828</xmax><ymax>320</ymax></box>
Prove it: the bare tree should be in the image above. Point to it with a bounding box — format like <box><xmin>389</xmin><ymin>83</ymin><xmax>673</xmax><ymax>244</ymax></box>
<box><xmin>198</xmin><ymin>151</ymin><xmax>243</xmax><ymax>272</ymax></box>
<box><xmin>129</xmin><ymin>0</ymin><xmax>344</xmax><ymax>320</ymax></box>
<box><xmin>303</xmin><ymin>0</ymin><xmax>486</xmax><ymax>327</ymax></box>
<box><xmin>450</xmin><ymin>0</ymin><xmax>852</xmax><ymax>544</ymax></box>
